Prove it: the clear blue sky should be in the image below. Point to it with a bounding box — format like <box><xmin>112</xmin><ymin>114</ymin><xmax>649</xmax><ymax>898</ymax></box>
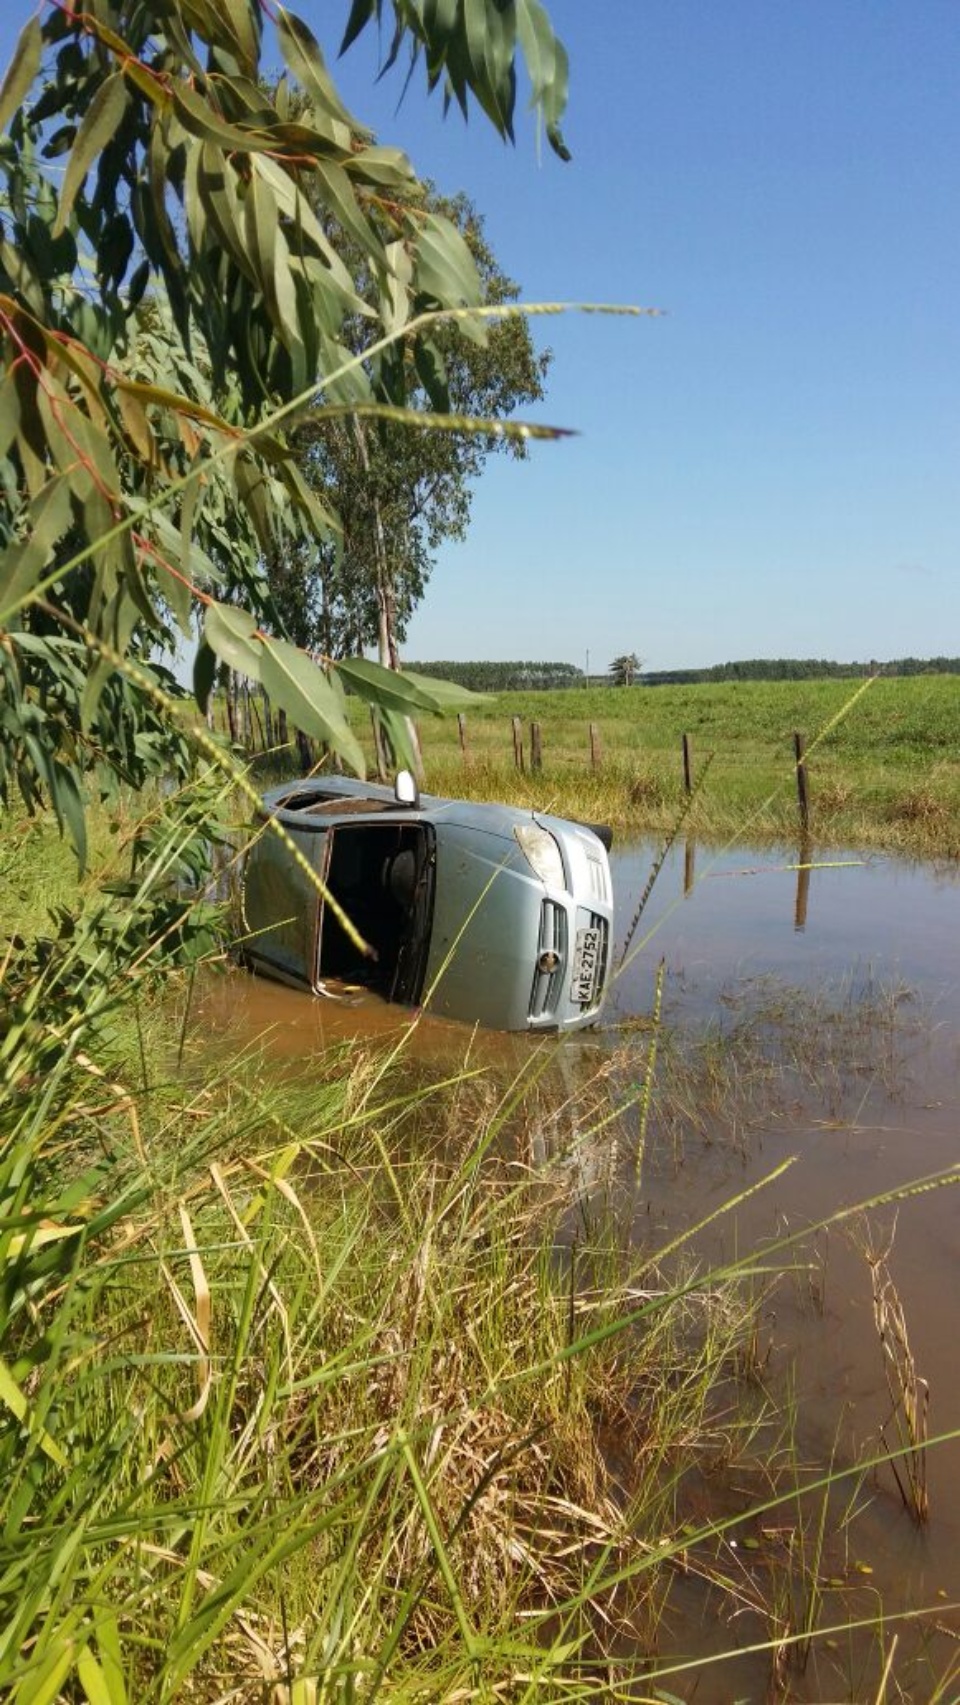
<box><xmin>3</xmin><ymin>3</ymin><xmax>958</xmax><ymax>672</ymax></box>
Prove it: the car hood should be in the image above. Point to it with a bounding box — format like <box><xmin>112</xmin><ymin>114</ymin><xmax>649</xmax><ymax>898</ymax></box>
<box><xmin>421</xmin><ymin>819</ymin><xmax>549</xmax><ymax>1029</ymax></box>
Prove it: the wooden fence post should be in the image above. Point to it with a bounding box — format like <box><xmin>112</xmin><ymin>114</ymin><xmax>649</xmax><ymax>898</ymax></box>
<box><xmin>261</xmin><ymin>690</ymin><xmax>273</xmax><ymax>751</ymax></box>
<box><xmin>457</xmin><ymin>712</ymin><xmax>468</xmax><ymax>761</ymax></box>
<box><xmin>511</xmin><ymin>716</ymin><xmax>524</xmax><ymax>772</ymax></box>
<box><xmin>530</xmin><ymin>721</ymin><xmax>542</xmax><ymax>772</ymax></box>
<box><xmin>794</xmin><ymin>731</ymin><xmax>810</xmax><ymax>833</ymax></box>
<box><xmin>589</xmin><ymin>722</ymin><xmax>602</xmax><ymax>770</ymax></box>
<box><xmin>682</xmin><ymin>732</ymin><xmax>693</xmax><ymax>795</ymax></box>
<box><xmin>296</xmin><ymin>729</ymin><xmax>314</xmax><ymax>774</ymax></box>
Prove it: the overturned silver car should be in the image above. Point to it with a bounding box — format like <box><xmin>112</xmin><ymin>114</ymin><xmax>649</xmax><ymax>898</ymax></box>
<box><xmin>240</xmin><ymin>773</ymin><xmax>614</xmax><ymax>1032</ymax></box>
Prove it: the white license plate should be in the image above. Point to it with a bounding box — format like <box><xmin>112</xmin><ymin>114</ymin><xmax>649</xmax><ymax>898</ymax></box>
<box><xmin>571</xmin><ymin>926</ymin><xmax>602</xmax><ymax>1004</ymax></box>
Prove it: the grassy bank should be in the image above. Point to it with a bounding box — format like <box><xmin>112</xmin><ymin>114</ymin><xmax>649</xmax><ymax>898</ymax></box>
<box><xmin>402</xmin><ymin>674</ymin><xmax>960</xmax><ymax>856</ymax></box>
<box><xmin>0</xmin><ymin>843</ymin><xmax>768</xmax><ymax>1699</ymax></box>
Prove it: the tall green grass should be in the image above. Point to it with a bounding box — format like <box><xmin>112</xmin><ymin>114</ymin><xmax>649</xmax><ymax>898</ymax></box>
<box><xmin>0</xmin><ymin>880</ymin><xmax>761</xmax><ymax>1697</ymax></box>
<box><xmin>4</xmin><ymin>775</ymin><xmax>960</xmax><ymax>1701</ymax></box>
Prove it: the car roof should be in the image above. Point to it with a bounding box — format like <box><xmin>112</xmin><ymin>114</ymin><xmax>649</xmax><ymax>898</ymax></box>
<box><xmin>260</xmin><ymin>776</ymin><xmax>536</xmax><ymax>839</ymax></box>
<box><xmin>259</xmin><ymin>776</ymin><xmax>612</xmax><ymax>851</ymax></box>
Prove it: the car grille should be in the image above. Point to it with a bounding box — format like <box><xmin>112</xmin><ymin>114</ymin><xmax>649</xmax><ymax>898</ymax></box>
<box><xmin>529</xmin><ymin>901</ymin><xmax>568</xmax><ymax>1019</ymax></box>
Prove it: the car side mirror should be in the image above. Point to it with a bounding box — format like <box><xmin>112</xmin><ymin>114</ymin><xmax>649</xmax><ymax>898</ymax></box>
<box><xmin>394</xmin><ymin>768</ymin><xmax>420</xmax><ymax>809</ymax></box>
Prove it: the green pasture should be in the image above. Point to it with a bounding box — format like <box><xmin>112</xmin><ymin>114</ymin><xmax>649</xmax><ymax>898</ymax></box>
<box><xmin>401</xmin><ymin>674</ymin><xmax>960</xmax><ymax>854</ymax></box>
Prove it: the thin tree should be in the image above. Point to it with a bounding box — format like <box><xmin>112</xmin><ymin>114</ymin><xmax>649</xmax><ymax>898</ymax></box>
<box><xmin>269</xmin><ymin>192</ymin><xmax>550</xmax><ymax>671</ymax></box>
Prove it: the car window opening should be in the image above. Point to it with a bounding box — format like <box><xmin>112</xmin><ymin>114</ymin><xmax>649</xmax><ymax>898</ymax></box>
<box><xmin>279</xmin><ymin>790</ymin><xmax>388</xmax><ymax>817</ymax></box>
<box><xmin>319</xmin><ymin>824</ymin><xmax>434</xmax><ymax>1005</ymax></box>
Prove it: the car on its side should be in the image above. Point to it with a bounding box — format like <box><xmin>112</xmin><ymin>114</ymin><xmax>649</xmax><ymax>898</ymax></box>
<box><xmin>240</xmin><ymin>772</ymin><xmax>614</xmax><ymax>1033</ymax></box>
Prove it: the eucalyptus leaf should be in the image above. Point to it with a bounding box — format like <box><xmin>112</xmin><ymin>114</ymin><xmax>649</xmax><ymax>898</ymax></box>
<box><xmin>193</xmin><ymin>639</ymin><xmax>217</xmax><ymax>715</ymax></box>
<box><xmin>277</xmin><ymin>8</ymin><xmax>356</xmax><ymax>128</ymax></box>
<box><xmin>345</xmin><ymin>145</ymin><xmax>414</xmax><ymax>187</ymax></box>
<box><xmin>340</xmin><ymin>0</ymin><xmax>377</xmax><ymax>55</ymax></box>
<box><xmin>414</xmin><ymin>212</ymin><xmax>485</xmax><ymax>345</ymax></box>
<box><xmin>0</xmin><ymin>363</ymin><xmax>21</xmax><ymax>461</ymax></box>
<box><xmin>0</xmin><ymin>476</ymin><xmax>74</xmax><ymax>621</ymax></box>
<box><xmin>383</xmin><ymin>237</ymin><xmax>414</xmax><ymax>336</ymax></box>
<box><xmin>0</xmin><ymin>17</ymin><xmax>42</xmax><ymax>137</ymax></box>
<box><xmin>375</xmin><ymin>702</ymin><xmax>421</xmax><ymax>774</ymax></box>
<box><xmin>48</xmin><ymin>755</ymin><xmax>88</xmax><ymax>870</ymax></box>
<box><xmin>400</xmin><ymin>668</ymin><xmax>491</xmax><ymax>710</ymax></box>
<box><xmin>335</xmin><ymin>656</ymin><xmax>444</xmax><ymax>716</ymax></box>
<box><xmin>259</xmin><ymin>636</ymin><xmax>365</xmax><ymax>773</ymax></box>
<box><xmin>204</xmin><ymin>601</ymin><xmax>264</xmax><ymax>682</ymax></box>
<box><xmin>313</xmin><ymin>157</ymin><xmax>382</xmax><ymax>261</ymax></box>
<box><xmin>172</xmin><ymin>82</ymin><xmax>268</xmax><ymax>154</ymax></box>
<box><xmin>54</xmin><ymin>73</ymin><xmax>129</xmax><ymax>236</ymax></box>
<box><xmin>244</xmin><ymin>161</ymin><xmax>281</xmax><ymax>320</ymax></box>
<box><xmin>413</xmin><ymin>336</ymin><xmax>449</xmax><ymax>411</ymax></box>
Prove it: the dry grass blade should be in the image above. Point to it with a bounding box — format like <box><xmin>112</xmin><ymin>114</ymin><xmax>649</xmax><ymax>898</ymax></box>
<box><xmin>158</xmin><ymin>1203</ymin><xmax>212</xmax><ymax>1424</ymax></box>
<box><xmin>854</xmin><ymin>1218</ymin><xmax>930</xmax><ymax>1523</ymax></box>
<box><xmin>873</xmin><ymin>1633</ymin><xmax>899</xmax><ymax>1703</ymax></box>
<box><xmin>73</xmin><ymin>1049</ymin><xmax>145</xmax><ymax>1162</ymax></box>
<box><xmin>242</xmin><ymin>1157</ymin><xmax>324</xmax><ymax>1297</ymax></box>
<box><xmin>634</xmin><ymin>956</ymin><xmax>665</xmax><ymax>1186</ymax></box>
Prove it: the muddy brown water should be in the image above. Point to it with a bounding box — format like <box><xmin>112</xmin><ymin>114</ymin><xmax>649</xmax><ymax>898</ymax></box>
<box><xmin>200</xmin><ymin>842</ymin><xmax>960</xmax><ymax>1700</ymax></box>
<box><xmin>606</xmin><ymin>842</ymin><xmax>960</xmax><ymax>1701</ymax></box>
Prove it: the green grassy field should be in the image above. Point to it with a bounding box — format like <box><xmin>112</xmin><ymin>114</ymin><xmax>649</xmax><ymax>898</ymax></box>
<box><xmin>398</xmin><ymin>674</ymin><xmax>960</xmax><ymax>855</ymax></box>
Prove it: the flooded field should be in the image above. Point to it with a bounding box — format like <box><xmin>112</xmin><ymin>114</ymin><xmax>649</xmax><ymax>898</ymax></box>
<box><xmin>605</xmin><ymin>841</ymin><xmax>960</xmax><ymax>1700</ymax></box>
<box><xmin>202</xmin><ymin>840</ymin><xmax>960</xmax><ymax>1699</ymax></box>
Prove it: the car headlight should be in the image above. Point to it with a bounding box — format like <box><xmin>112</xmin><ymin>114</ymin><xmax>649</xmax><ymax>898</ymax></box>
<box><xmin>514</xmin><ymin>824</ymin><xmax>565</xmax><ymax>889</ymax></box>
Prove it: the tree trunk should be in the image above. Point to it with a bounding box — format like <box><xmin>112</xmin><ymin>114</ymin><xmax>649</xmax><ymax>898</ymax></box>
<box><xmin>225</xmin><ymin>673</ymin><xmax>238</xmax><ymax>743</ymax></box>
<box><xmin>352</xmin><ymin>416</ymin><xmax>423</xmax><ymax>778</ymax></box>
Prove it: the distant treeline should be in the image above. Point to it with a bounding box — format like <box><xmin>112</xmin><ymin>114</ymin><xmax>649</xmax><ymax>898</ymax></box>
<box><xmin>408</xmin><ymin>660</ymin><xmax>585</xmax><ymax>692</ymax></box>
<box><xmin>409</xmin><ymin>657</ymin><xmax>960</xmax><ymax>691</ymax></box>
<box><xmin>642</xmin><ymin>657</ymin><xmax>960</xmax><ymax>685</ymax></box>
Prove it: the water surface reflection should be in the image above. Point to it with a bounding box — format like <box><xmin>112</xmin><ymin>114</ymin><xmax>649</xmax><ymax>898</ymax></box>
<box><xmin>611</xmin><ymin>837</ymin><xmax>960</xmax><ymax>1027</ymax></box>
<box><xmin>606</xmin><ymin>840</ymin><xmax>960</xmax><ymax>1700</ymax></box>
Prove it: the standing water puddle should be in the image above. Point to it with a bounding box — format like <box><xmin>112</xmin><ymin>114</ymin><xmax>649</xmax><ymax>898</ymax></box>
<box><xmin>605</xmin><ymin>841</ymin><xmax>960</xmax><ymax>1700</ymax></box>
<box><xmin>202</xmin><ymin>841</ymin><xmax>960</xmax><ymax>1699</ymax></box>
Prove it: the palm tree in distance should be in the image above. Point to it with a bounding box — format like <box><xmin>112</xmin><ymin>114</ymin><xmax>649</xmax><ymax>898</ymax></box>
<box><xmin>609</xmin><ymin>653</ymin><xmax>642</xmax><ymax>686</ymax></box>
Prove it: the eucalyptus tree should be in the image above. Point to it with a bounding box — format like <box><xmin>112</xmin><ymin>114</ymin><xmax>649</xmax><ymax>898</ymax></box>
<box><xmin>270</xmin><ymin>190</ymin><xmax>550</xmax><ymax>669</ymax></box>
<box><xmin>0</xmin><ymin>0</ymin><xmax>570</xmax><ymax>849</ymax></box>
